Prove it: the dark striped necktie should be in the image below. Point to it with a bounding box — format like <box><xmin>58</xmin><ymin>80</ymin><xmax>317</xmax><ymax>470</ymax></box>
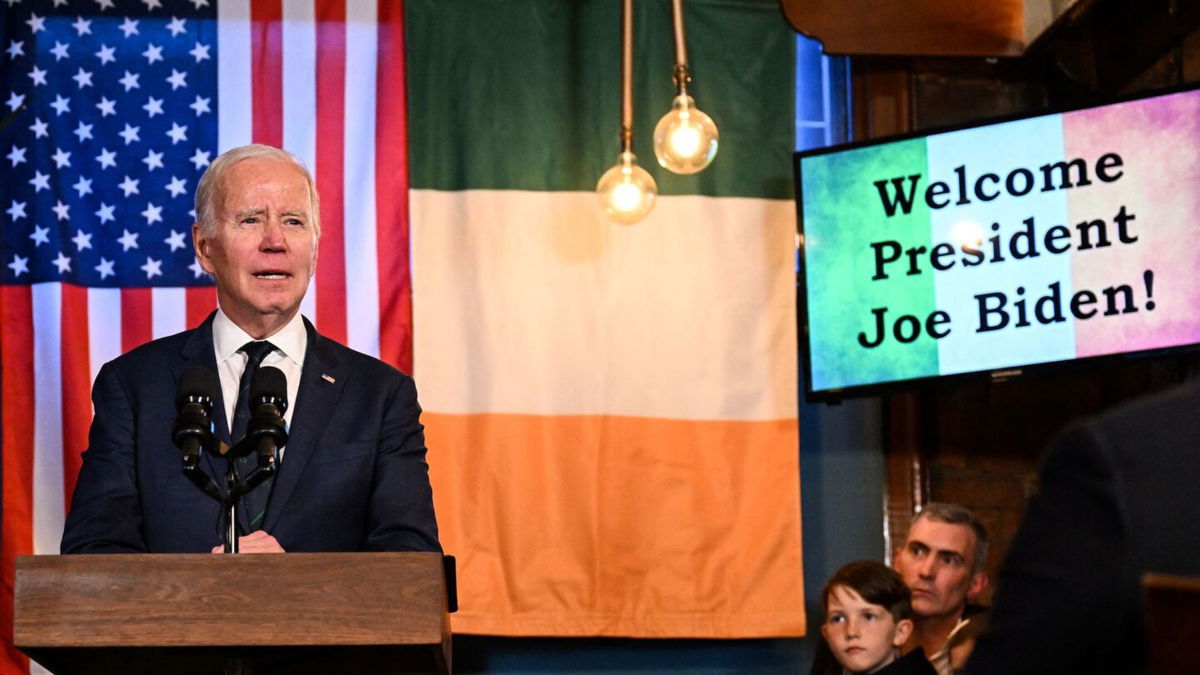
<box><xmin>232</xmin><ymin>340</ymin><xmax>277</xmax><ymax>531</ymax></box>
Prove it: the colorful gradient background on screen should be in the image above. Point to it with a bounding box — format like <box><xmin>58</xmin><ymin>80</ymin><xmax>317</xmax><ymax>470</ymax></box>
<box><xmin>800</xmin><ymin>89</ymin><xmax>1200</xmax><ymax>393</ymax></box>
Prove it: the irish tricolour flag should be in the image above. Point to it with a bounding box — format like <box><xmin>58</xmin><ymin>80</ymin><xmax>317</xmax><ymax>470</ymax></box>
<box><xmin>406</xmin><ymin>0</ymin><xmax>804</xmax><ymax>637</ymax></box>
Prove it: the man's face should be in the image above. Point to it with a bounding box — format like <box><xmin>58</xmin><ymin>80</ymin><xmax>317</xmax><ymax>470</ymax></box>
<box><xmin>193</xmin><ymin>157</ymin><xmax>317</xmax><ymax>336</ymax></box>
<box><xmin>893</xmin><ymin>518</ymin><xmax>986</xmax><ymax>621</ymax></box>
<box><xmin>821</xmin><ymin>585</ymin><xmax>911</xmax><ymax>674</ymax></box>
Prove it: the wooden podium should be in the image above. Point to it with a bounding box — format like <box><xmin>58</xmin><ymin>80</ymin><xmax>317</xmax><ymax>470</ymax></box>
<box><xmin>13</xmin><ymin>552</ymin><xmax>453</xmax><ymax>674</ymax></box>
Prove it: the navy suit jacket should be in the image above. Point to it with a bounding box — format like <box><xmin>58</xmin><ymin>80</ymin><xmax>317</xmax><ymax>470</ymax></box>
<box><xmin>61</xmin><ymin>313</ymin><xmax>440</xmax><ymax>554</ymax></box>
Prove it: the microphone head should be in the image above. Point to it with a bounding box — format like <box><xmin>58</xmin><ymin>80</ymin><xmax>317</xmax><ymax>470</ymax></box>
<box><xmin>251</xmin><ymin>365</ymin><xmax>288</xmax><ymax>412</ymax></box>
<box><xmin>176</xmin><ymin>364</ymin><xmax>219</xmax><ymax>408</ymax></box>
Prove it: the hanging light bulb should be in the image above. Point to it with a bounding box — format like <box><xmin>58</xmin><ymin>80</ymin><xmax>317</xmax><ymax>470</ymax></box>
<box><xmin>654</xmin><ymin>91</ymin><xmax>718</xmax><ymax>174</ymax></box>
<box><xmin>654</xmin><ymin>0</ymin><xmax>718</xmax><ymax>174</ymax></box>
<box><xmin>596</xmin><ymin>0</ymin><xmax>655</xmax><ymax>224</ymax></box>
<box><xmin>597</xmin><ymin>150</ymin><xmax>657</xmax><ymax>224</ymax></box>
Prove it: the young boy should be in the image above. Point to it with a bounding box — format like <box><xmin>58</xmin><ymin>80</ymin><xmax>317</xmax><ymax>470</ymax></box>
<box><xmin>820</xmin><ymin>561</ymin><xmax>937</xmax><ymax>675</ymax></box>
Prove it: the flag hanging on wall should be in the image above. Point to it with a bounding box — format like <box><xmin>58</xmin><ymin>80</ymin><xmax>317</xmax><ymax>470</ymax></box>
<box><xmin>1</xmin><ymin>1</ymin><xmax>804</xmax><ymax>668</ymax></box>
<box><xmin>406</xmin><ymin>0</ymin><xmax>804</xmax><ymax>638</ymax></box>
<box><xmin>0</xmin><ymin>1</ymin><xmax>411</xmax><ymax>671</ymax></box>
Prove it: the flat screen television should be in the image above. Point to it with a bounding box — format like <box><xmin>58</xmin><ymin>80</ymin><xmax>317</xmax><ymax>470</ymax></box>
<box><xmin>795</xmin><ymin>85</ymin><xmax>1200</xmax><ymax>400</ymax></box>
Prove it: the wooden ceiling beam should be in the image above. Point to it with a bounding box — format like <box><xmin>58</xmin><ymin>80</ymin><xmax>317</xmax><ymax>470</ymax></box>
<box><xmin>780</xmin><ymin>0</ymin><xmax>1082</xmax><ymax>58</ymax></box>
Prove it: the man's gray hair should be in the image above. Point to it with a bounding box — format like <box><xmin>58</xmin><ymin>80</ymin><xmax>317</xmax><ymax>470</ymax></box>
<box><xmin>913</xmin><ymin>502</ymin><xmax>990</xmax><ymax>575</ymax></box>
<box><xmin>193</xmin><ymin>144</ymin><xmax>321</xmax><ymax>239</ymax></box>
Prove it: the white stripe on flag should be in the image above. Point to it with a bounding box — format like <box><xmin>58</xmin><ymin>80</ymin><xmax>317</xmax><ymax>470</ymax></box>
<box><xmin>283</xmin><ymin>0</ymin><xmax>320</xmax><ymax>324</ymax></box>
<box><xmin>31</xmin><ymin>283</ymin><xmax>65</xmax><ymax>555</ymax></box>
<box><xmin>217</xmin><ymin>0</ymin><xmax>252</xmax><ymax>153</ymax></box>
<box><xmin>411</xmin><ymin>190</ymin><xmax>799</xmax><ymax>421</ymax></box>
<box><xmin>87</xmin><ymin>288</ymin><xmax>122</xmax><ymax>388</ymax></box>
<box><xmin>282</xmin><ymin>0</ymin><xmax>317</xmax><ymax>167</ymax></box>
<box><xmin>344</xmin><ymin>0</ymin><xmax>380</xmax><ymax>358</ymax></box>
<box><xmin>152</xmin><ymin>287</ymin><xmax>187</xmax><ymax>339</ymax></box>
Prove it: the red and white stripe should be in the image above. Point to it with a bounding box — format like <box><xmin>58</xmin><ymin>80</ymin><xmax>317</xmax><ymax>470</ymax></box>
<box><xmin>216</xmin><ymin>0</ymin><xmax>410</xmax><ymax>364</ymax></box>
<box><xmin>1</xmin><ymin>2</ymin><xmax>412</xmax><ymax>671</ymax></box>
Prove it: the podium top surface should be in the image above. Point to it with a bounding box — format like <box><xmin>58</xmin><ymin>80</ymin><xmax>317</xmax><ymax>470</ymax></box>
<box><xmin>15</xmin><ymin>552</ymin><xmax>448</xmax><ymax>649</ymax></box>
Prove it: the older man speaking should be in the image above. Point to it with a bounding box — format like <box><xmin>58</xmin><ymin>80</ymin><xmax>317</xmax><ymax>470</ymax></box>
<box><xmin>61</xmin><ymin>144</ymin><xmax>439</xmax><ymax>555</ymax></box>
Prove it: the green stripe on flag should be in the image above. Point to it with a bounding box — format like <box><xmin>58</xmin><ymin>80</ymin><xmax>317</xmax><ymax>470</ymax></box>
<box><xmin>405</xmin><ymin>0</ymin><xmax>795</xmax><ymax>199</ymax></box>
<box><xmin>802</xmin><ymin>139</ymin><xmax>939</xmax><ymax>390</ymax></box>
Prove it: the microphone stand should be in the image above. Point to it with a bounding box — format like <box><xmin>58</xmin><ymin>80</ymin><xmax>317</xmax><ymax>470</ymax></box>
<box><xmin>180</xmin><ymin>436</ymin><xmax>278</xmax><ymax>553</ymax></box>
<box><xmin>178</xmin><ymin>367</ymin><xmax>288</xmax><ymax>554</ymax></box>
<box><xmin>218</xmin><ymin>437</ymin><xmax>279</xmax><ymax>553</ymax></box>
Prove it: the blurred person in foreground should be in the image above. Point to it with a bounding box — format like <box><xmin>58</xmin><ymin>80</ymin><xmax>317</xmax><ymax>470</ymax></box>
<box><xmin>965</xmin><ymin>380</ymin><xmax>1200</xmax><ymax>674</ymax></box>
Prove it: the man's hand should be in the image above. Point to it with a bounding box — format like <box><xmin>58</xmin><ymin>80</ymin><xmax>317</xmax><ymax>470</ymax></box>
<box><xmin>211</xmin><ymin>530</ymin><xmax>286</xmax><ymax>554</ymax></box>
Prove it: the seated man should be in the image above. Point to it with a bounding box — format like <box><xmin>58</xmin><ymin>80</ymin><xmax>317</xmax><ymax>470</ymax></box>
<box><xmin>892</xmin><ymin>503</ymin><xmax>990</xmax><ymax>675</ymax></box>
<box><xmin>61</xmin><ymin>144</ymin><xmax>439</xmax><ymax>554</ymax></box>
<box><xmin>812</xmin><ymin>503</ymin><xmax>990</xmax><ymax>675</ymax></box>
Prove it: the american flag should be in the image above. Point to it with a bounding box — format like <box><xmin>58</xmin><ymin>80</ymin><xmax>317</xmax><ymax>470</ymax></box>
<box><xmin>0</xmin><ymin>1</ymin><xmax>412</xmax><ymax>671</ymax></box>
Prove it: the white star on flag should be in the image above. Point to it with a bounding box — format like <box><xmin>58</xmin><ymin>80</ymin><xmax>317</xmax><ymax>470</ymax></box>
<box><xmin>29</xmin><ymin>171</ymin><xmax>50</xmax><ymax>191</ymax></box>
<box><xmin>143</xmin><ymin>149</ymin><xmax>164</xmax><ymax>170</ymax></box>
<box><xmin>8</xmin><ymin>254</ymin><xmax>30</xmax><ymax>277</ymax></box>
<box><xmin>96</xmin><ymin>148</ymin><xmax>117</xmax><ymax>169</ymax></box>
<box><xmin>30</xmin><ymin>225</ymin><xmax>50</xmax><ymax>246</ymax></box>
<box><xmin>117</xmin><ymin>229</ymin><xmax>139</xmax><ymax>251</ymax></box>
<box><xmin>72</xmin><ymin>229</ymin><xmax>93</xmax><ymax>251</ymax></box>
<box><xmin>118</xmin><ymin>175</ymin><xmax>140</xmax><ymax>196</ymax></box>
<box><xmin>165</xmin><ymin>230</ymin><xmax>187</xmax><ymax>251</ymax></box>
<box><xmin>165</xmin><ymin>176</ymin><xmax>187</xmax><ymax>197</ymax></box>
<box><xmin>95</xmin><ymin>257</ymin><xmax>116</xmax><ymax>279</ymax></box>
<box><xmin>166</xmin><ymin>123</ymin><xmax>187</xmax><ymax>144</ymax></box>
<box><xmin>141</xmin><ymin>202</ymin><xmax>163</xmax><ymax>224</ymax></box>
<box><xmin>141</xmin><ymin>256</ymin><xmax>163</xmax><ymax>278</ymax></box>
<box><xmin>95</xmin><ymin>203</ymin><xmax>116</xmax><ymax>224</ymax></box>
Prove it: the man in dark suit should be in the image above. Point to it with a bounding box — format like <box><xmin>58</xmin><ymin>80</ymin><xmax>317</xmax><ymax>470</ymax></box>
<box><xmin>61</xmin><ymin>144</ymin><xmax>439</xmax><ymax>554</ymax></box>
<box><xmin>964</xmin><ymin>380</ymin><xmax>1200</xmax><ymax>674</ymax></box>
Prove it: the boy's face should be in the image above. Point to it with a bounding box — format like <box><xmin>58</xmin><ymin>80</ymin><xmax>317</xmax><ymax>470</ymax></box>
<box><xmin>821</xmin><ymin>585</ymin><xmax>913</xmax><ymax>674</ymax></box>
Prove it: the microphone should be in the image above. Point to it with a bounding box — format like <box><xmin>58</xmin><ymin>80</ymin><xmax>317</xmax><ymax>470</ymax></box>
<box><xmin>172</xmin><ymin>365</ymin><xmax>218</xmax><ymax>468</ymax></box>
<box><xmin>243</xmin><ymin>365</ymin><xmax>289</xmax><ymax>468</ymax></box>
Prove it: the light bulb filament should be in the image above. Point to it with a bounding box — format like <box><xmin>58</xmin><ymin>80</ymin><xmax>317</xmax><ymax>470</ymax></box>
<box><xmin>654</xmin><ymin>94</ymin><xmax>718</xmax><ymax>174</ymax></box>
<box><xmin>596</xmin><ymin>151</ymin><xmax>657</xmax><ymax>224</ymax></box>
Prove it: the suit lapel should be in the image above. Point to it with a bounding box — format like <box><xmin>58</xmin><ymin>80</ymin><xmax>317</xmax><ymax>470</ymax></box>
<box><xmin>262</xmin><ymin>318</ymin><xmax>344</xmax><ymax>532</ymax></box>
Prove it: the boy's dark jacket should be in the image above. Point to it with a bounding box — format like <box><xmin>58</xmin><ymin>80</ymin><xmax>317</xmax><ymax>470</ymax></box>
<box><xmin>872</xmin><ymin>648</ymin><xmax>939</xmax><ymax>675</ymax></box>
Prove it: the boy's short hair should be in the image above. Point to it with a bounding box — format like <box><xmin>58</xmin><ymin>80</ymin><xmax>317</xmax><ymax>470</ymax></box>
<box><xmin>821</xmin><ymin>560</ymin><xmax>913</xmax><ymax>622</ymax></box>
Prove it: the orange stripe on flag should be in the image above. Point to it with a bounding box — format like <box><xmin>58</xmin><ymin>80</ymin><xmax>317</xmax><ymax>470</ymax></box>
<box><xmin>425</xmin><ymin>412</ymin><xmax>805</xmax><ymax>638</ymax></box>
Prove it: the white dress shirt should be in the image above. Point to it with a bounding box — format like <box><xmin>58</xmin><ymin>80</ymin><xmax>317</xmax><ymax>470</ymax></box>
<box><xmin>211</xmin><ymin>308</ymin><xmax>307</xmax><ymax>452</ymax></box>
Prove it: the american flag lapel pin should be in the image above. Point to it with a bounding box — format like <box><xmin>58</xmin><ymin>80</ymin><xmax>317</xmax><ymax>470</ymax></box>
<box><xmin>321</xmin><ymin>373</ymin><xmax>336</xmax><ymax>384</ymax></box>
